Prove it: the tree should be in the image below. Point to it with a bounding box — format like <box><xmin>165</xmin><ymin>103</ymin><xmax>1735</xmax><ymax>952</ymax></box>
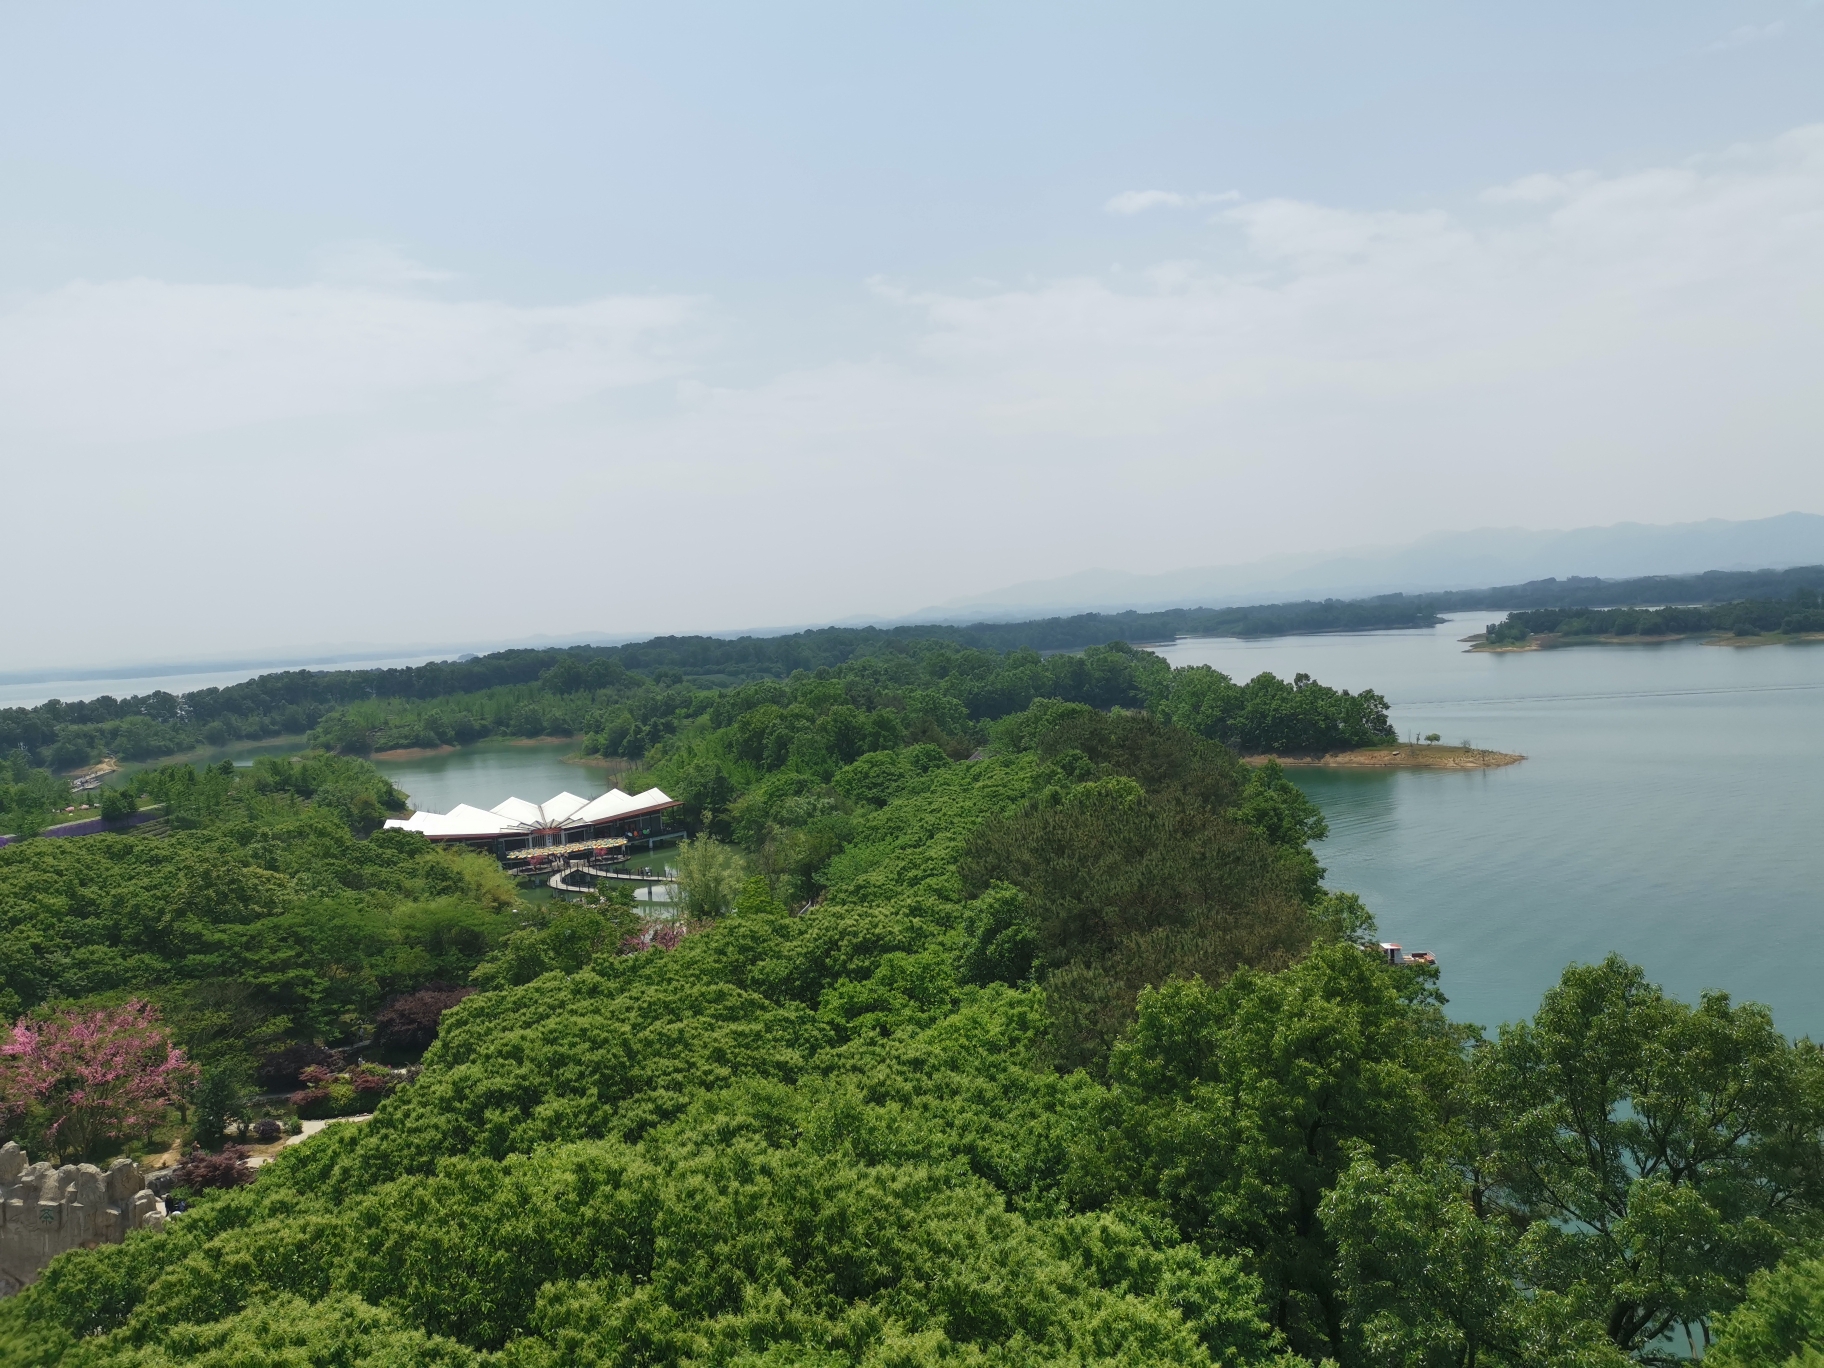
<box><xmin>1471</xmin><ymin>955</ymin><xmax>1824</xmax><ymax>1362</ymax></box>
<box><xmin>191</xmin><ymin>1060</ymin><xmax>252</xmax><ymax>1147</ymax></box>
<box><xmin>0</xmin><ymin>1001</ymin><xmax>198</xmax><ymax>1162</ymax></box>
<box><xmin>1708</xmin><ymin>1249</ymin><xmax>1824</xmax><ymax>1367</ymax></box>
<box><xmin>671</xmin><ymin>834</ymin><xmax>747</xmax><ymax>917</ymax></box>
<box><xmin>98</xmin><ymin>785</ymin><xmax>137</xmax><ymax>823</ymax></box>
<box><xmin>1085</xmin><ymin>942</ymin><xmax>1467</xmax><ymax>1362</ymax></box>
<box><xmin>1324</xmin><ymin>1158</ymin><xmax>1630</xmax><ymax>1368</ymax></box>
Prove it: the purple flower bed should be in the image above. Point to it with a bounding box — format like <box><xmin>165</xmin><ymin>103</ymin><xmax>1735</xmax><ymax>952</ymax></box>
<box><xmin>0</xmin><ymin>810</ymin><xmax>160</xmax><ymax>847</ymax></box>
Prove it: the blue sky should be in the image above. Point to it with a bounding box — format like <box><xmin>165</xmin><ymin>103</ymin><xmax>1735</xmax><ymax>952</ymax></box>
<box><xmin>4</xmin><ymin>3</ymin><xmax>1822</xmax><ymax>665</ymax></box>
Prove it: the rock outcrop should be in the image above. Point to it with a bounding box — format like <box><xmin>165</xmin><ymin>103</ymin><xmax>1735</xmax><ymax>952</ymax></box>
<box><xmin>0</xmin><ymin>1142</ymin><xmax>162</xmax><ymax>1295</ymax></box>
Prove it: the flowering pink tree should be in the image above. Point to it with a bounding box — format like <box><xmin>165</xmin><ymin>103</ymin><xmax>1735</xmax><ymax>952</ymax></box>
<box><xmin>0</xmin><ymin>1001</ymin><xmax>198</xmax><ymax>1162</ymax></box>
<box><xmin>620</xmin><ymin>919</ymin><xmax>692</xmax><ymax>954</ymax></box>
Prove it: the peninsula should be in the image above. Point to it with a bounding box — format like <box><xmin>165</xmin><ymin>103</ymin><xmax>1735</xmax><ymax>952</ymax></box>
<box><xmin>1473</xmin><ymin>591</ymin><xmax>1824</xmax><ymax>651</ymax></box>
<box><xmin>1245</xmin><ymin>743</ymin><xmax>1523</xmax><ymax>770</ymax></box>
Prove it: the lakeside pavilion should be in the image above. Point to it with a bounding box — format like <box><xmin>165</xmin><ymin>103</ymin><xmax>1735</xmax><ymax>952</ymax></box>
<box><xmin>383</xmin><ymin>787</ymin><xmax>683</xmax><ymax>861</ymax></box>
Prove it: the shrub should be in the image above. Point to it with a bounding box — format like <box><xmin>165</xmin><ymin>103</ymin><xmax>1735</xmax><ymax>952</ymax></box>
<box><xmin>290</xmin><ymin>1064</ymin><xmax>394</xmax><ymax>1118</ymax></box>
<box><xmin>173</xmin><ymin>1143</ymin><xmax>253</xmax><ymax>1191</ymax></box>
<box><xmin>257</xmin><ymin>1043</ymin><xmax>344</xmax><ymax>1091</ymax></box>
<box><xmin>373</xmin><ymin>985</ymin><xmax>475</xmax><ymax>1053</ymax></box>
<box><xmin>98</xmin><ymin>786</ymin><xmax>137</xmax><ymax>822</ymax></box>
<box><xmin>251</xmin><ymin>1118</ymin><xmax>284</xmax><ymax>1144</ymax></box>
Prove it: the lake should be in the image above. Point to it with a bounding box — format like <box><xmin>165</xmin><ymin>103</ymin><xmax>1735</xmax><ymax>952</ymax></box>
<box><xmin>371</xmin><ymin>741</ymin><xmax>682</xmax><ymax>901</ymax></box>
<box><xmin>1156</xmin><ymin>616</ymin><xmax>1824</xmax><ymax>1039</ymax></box>
<box><xmin>370</xmin><ymin>739</ymin><xmax>624</xmax><ymax>817</ymax></box>
<box><xmin>361</xmin><ymin>621</ymin><xmax>1824</xmax><ymax>1039</ymax></box>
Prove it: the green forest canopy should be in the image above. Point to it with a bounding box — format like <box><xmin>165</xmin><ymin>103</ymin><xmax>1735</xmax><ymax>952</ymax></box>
<box><xmin>2</xmin><ymin>703</ymin><xmax>1820</xmax><ymax>1366</ymax></box>
<box><xmin>10</xmin><ymin>559</ymin><xmax>1823</xmax><ymax>777</ymax></box>
<box><xmin>0</xmin><ymin>754</ymin><xmax>517</xmax><ymax>1073</ymax></box>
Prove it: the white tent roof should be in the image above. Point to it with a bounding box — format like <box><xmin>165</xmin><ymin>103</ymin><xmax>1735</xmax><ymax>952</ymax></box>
<box><xmin>542</xmin><ymin>791</ymin><xmax>592</xmax><ymax>824</ymax></box>
<box><xmin>566</xmin><ymin>787</ymin><xmax>678</xmax><ymax>825</ymax></box>
<box><xmin>385</xmin><ymin>787</ymin><xmax>680</xmax><ymax>839</ymax></box>
<box><xmin>489</xmin><ymin>796</ymin><xmax>545</xmax><ymax>825</ymax></box>
<box><xmin>385</xmin><ymin>803</ymin><xmax>515</xmax><ymax>839</ymax></box>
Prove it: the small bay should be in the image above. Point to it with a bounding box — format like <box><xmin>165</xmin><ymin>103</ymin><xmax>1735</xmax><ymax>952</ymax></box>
<box><xmin>370</xmin><ymin>738</ymin><xmax>620</xmax><ymax>816</ymax></box>
<box><xmin>1157</xmin><ymin>616</ymin><xmax>1824</xmax><ymax>1038</ymax></box>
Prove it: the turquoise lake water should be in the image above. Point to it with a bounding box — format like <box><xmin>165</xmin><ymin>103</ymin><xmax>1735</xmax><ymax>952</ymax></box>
<box><xmin>369</xmin><ymin>739</ymin><xmax>622</xmax><ymax>817</ymax></box>
<box><xmin>1156</xmin><ymin>616</ymin><xmax>1824</xmax><ymax>1040</ymax></box>
<box><xmin>363</xmin><ymin>620</ymin><xmax>1824</xmax><ymax>1040</ymax></box>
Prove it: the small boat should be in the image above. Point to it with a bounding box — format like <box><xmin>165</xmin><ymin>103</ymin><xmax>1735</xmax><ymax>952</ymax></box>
<box><xmin>1375</xmin><ymin>942</ymin><xmax>1437</xmax><ymax>968</ymax></box>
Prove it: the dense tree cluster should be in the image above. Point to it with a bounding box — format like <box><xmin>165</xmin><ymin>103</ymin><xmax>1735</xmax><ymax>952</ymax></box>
<box><xmin>1486</xmin><ymin>587</ymin><xmax>1824</xmax><ymax>645</ymax></box>
<box><xmin>0</xmin><ymin>753</ymin><xmax>73</xmax><ymax>840</ymax></box>
<box><xmin>609</xmin><ymin>650</ymin><xmax>1382</xmax><ymax>907</ymax></box>
<box><xmin>0</xmin><ymin>589</ymin><xmax>1573</xmax><ymax>777</ymax></box>
<box><xmin>0</xmin><ymin>757</ymin><xmax>517</xmax><ymax>1074</ymax></box>
<box><xmin>1</xmin><ymin>703</ymin><xmax>1817</xmax><ymax>1365</ymax></box>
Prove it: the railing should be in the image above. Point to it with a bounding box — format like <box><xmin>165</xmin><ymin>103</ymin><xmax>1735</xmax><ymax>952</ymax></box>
<box><xmin>506</xmin><ymin>837</ymin><xmax>630</xmax><ymax>864</ymax></box>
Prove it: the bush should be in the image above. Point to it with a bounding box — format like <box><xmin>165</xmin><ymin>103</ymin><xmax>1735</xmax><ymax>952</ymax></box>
<box><xmin>98</xmin><ymin>786</ymin><xmax>137</xmax><ymax>822</ymax></box>
<box><xmin>373</xmin><ymin>985</ymin><xmax>476</xmax><ymax>1053</ymax></box>
<box><xmin>290</xmin><ymin>1064</ymin><xmax>395</xmax><ymax>1118</ymax></box>
<box><xmin>256</xmin><ymin>1043</ymin><xmax>344</xmax><ymax>1091</ymax></box>
<box><xmin>251</xmin><ymin>1118</ymin><xmax>283</xmax><ymax>1144</ymax></box>
<box><xmin>173</xmin><ymin>1143</ymin><xmax>253</xmax><ymax>1190</ymax></box>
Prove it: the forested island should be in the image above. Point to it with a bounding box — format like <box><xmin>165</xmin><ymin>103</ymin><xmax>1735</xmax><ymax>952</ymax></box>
<box><xmin>1479</xmin><ymin>586</ymin><xmax>1824</xmax><ymax>649</ymax></box>
<box><xmin>1</xmin><ymin>693</ymin><xmax>1820</xmax><ymax>1364</ymax></box>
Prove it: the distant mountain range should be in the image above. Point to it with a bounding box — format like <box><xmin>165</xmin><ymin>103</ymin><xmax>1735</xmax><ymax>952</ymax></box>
<box><xmin>898</xmin><ymin>513</ymin><xmax>1824</xmax><ymax>621</ymax></box>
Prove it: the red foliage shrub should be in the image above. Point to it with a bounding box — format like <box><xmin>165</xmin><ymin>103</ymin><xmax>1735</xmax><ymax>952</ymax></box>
<box><xmin>373</xmin><ymin>984</ymin><xmax>475</xmax><ymax>1052</ymax></box>
<box><xmin>349</xmin><ymin>1065</ymin><xmax>394</xmax><ymax>1095</ymax></box>
<box><xmin>174</xmin><ymin>1144</ymin><xmax>253</xmax><ymax>1191</ymax></box>
<box><xmin>256</xmin><ymin>1043</ymin><xmax>343</xmax><ymax>1091</ymax></box>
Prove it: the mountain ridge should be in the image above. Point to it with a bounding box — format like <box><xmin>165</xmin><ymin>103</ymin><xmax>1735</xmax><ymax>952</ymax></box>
<box><xmin>893</xmin><ymin>513</ymin><xmax>1824</xmax><ymax>622</ymax></box>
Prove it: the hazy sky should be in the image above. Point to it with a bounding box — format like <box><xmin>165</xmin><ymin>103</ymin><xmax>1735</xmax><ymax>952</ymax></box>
<box><xmin>4</xmin><ymin>2</ymin><xmax>1822</xmax><ymax>668</ymax></box>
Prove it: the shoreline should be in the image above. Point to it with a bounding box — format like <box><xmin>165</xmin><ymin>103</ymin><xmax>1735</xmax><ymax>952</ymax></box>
<box><xmin>1245</xmin><ymin>744</ymin><xmax>1523</xmax><ymax>770</ymax></box>
<box><xmin>1466</xmin><ymin>630</ymin><xmax>1824</xmax><ymax>653</ymax></box>
<box><xmin>370</xmin><ymin>744</ymin><xmax>459</xmax><ymax>761</ymax></box>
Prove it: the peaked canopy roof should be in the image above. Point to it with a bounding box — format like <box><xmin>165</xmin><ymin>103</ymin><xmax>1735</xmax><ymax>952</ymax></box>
<box><xmin>383</xmin><ymin>787</ymin><xmax>679</xmax><ymax>840</ymax></box>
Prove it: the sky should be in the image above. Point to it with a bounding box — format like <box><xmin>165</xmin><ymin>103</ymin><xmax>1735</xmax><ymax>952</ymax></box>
<box><xmin>3</xmin><ymin>2</ymin><xmax>1822</xmax><ymax>670</ymax></box>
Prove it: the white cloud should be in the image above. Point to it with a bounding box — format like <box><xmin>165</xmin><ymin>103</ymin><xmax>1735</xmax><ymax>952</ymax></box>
<box><xmin>1480</xmin><ymin>170</ymin><xmax>1600</xmax><ymax>204</ymax></box>
<box><xmin>1103</xmin><ymin>189</ymin><xmax>1238</xmax><ymax>215</ymax></box>
<box><xmin>3</xmin><ymin>126</ymin><xmax>1823</xmax><ymax>665</ymax></box>
<box><xmin>314</xmin><ymin>242</ymin><xmax>457</xmax><ymax>287</ymax></box>
<box><xmin>0</xmin><ymin>279</ymin><xmax>703</xmax><ymax>442</ymax></box>
<box><xmin>1712</xmin><ymin>20</ymin><xmax>1785</xmax><ymax>49</ymax></box>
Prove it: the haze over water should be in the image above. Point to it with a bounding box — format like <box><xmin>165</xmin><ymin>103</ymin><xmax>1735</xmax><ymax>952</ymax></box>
<box><xmin>1157</xmin><ymin>616</ymin><xmax>1824</xmax><ymax>1039</ymax></box>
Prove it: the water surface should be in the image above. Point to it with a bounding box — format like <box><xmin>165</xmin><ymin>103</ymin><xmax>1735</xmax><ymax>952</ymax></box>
<box><xmin>1157</xmin><ymin>617</ymin><xmax>1824</xmax><ymax>1038</ymax></box>
<box><xmin>371</xmin><ymin>739</ymin><xmax>619</xmax><ymax>816</ymax></box>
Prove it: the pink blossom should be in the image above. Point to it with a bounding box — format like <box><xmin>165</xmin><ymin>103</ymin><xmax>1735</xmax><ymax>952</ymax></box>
<box><xmin>0</xmin><ymin>1000</ymin><xmax>198</xmax><ymax>1162</ymax></box>
<box><xmin>618</xmin><ymin>919</ymin><xmax>693</xmax><ymax>954</ymax></box>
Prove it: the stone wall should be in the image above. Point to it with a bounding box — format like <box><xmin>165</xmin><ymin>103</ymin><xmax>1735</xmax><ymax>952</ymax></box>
<box><xmin>0</xmin><ymin>1141</ymin><xmax>162</xmax><ymax>1295</ymax></box>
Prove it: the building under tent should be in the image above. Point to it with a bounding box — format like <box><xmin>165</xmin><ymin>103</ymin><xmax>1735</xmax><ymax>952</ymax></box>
<box><xmin>383</xmin><ymin>787</ymin><xmax>682</xmax><ymax>865</ymax></box>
